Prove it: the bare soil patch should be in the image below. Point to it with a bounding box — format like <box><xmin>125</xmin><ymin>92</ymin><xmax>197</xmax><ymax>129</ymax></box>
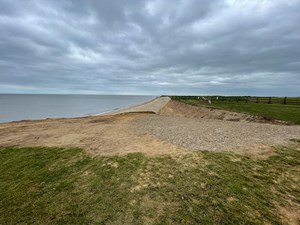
<box><xmin>160</xmin><ymin>100</ymin><xmax>289</xmax><ymax>124</ymax></box>
<box><xmin>277</xmin><ymin>205</ymin><xmax>300</xmax><ymax>225</ymax></box>
<box><xmin>0</xmin><ymin>113</ymin><xmax>186</xmax><ymax>156</ymax></box>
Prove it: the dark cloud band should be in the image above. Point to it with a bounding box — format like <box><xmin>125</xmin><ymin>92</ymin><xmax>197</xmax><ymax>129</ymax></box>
<box><xmin>0</xmin><ymin>0</ymin><xmax>299</xmax><ymax>95</ymax></box>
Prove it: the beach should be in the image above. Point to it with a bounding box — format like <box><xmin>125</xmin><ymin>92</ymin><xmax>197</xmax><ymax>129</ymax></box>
<box><xmin>0</xmin><ymin>96</ymin><xmax>299</xmax><ymax>158</ymax></box>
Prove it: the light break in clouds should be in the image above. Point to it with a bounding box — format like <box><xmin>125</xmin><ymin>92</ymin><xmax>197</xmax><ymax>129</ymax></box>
<box><xmin>0</xmin><ymin>0</ymin><xmax>300</xmax><ymax>96</ymax></box>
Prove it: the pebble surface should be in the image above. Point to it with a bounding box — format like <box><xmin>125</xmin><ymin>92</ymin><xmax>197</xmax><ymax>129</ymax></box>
<box><xmin>129</xmin><ymin>114</ymin><xmax>300</xmax><ymax>151</ymax></box>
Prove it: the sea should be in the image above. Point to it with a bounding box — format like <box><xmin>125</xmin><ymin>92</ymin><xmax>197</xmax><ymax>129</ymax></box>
<box><xmin>0</xmin><ymin>94</ymin><xmax>156</xmax><ymax>123</ymax></box>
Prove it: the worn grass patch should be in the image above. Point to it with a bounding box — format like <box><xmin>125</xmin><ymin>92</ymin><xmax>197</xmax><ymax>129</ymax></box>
<box><xmin>0</xmin><ymin>144</ymin><xmax>299</xmax><ymax>224</ymax></box>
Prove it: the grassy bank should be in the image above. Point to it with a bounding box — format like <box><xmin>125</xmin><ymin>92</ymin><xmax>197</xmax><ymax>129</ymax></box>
<box><xmin>172</xmin><ymin>97</ymin><xmax>300</xmax><ymax>124</ymax></box>
<box><xmin>1</xmin><ymin>144</ymin><xmax>300</xmax><ymax>224</ymax></box>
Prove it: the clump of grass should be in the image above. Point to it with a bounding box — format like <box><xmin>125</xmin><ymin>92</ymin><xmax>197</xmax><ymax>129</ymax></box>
<box><xmin>0</xmin><ymin>144</ymin><xmax>299</xmax><ymax>224</ymax></box>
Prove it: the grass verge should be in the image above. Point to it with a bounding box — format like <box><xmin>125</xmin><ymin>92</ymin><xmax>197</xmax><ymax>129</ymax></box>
<box><xmin>0</xmin><ymin>144</ymin><xmax>299</xmax><ymax>224</ymax></box>
<box><xmin>172</xmin><ymin>97</ymin><xmax>300</xmax><ymax>124</ymax></box>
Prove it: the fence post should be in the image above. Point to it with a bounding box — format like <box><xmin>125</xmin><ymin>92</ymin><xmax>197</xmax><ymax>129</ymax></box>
<box><xmin>256</xmin><ymin>97</ymin><xmax>259</xmax><ymax>103</ymax></box>
<box><xmin>246</xmin><ymin>97</ymin><xmax>248</xmax><ymax>103</ymax></box>
<box><xmin>268</xmin><ymin>97</ymin><xmax>272</xmax><ymax>104</ymax></box>
<box><xmin>283</xmin><ymin>97</ymin><xmax>287</xmax><ymax>104</ymax></box>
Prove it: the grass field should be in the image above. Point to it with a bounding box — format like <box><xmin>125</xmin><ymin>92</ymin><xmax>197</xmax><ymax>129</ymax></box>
<box><xmin>172</xmin><ymin>97</ymin><xmax>300</xmax><ymax>124</ymax></box>
<box><xmin>1</xmin><ymin>144</ymin><xmax>300</xmax><ymax>224</ymax></box>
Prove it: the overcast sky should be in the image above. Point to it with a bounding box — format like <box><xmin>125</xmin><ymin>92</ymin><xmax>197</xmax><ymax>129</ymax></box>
<box><xmin>0</xmin><ymin>0</ymin><xmax>299</xmax><ymax>96</ymax></box>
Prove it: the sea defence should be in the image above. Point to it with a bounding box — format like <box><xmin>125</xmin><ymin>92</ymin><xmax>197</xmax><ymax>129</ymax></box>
<box><xmin>109</xmin><ymin>96</ymin><xmax>171</xmax><ymax>115</ymax></box>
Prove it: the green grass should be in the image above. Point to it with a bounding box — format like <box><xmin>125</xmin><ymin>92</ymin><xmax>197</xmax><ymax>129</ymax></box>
<box><xmin>172</xmin><ymin>97</ymin><xmax>300</xmax><ymax>124</ymax></box>
<box><xmin>1</xmin><ymin>145</ymin><xmax>300</xmax><ymax>224</ymax></box>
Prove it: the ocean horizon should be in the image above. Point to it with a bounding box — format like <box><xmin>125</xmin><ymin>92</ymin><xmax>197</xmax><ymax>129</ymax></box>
<box><xmin>0</xmin><ymin>94</ymin><xmax>156</xmax><ymax>123</ymax></box>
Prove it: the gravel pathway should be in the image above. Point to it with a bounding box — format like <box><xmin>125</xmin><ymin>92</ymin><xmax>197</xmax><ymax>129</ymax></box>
<box><xmin>129</xmin><ymin>114</ymin><xmax>300</xmax><ymax>151</ymax></box>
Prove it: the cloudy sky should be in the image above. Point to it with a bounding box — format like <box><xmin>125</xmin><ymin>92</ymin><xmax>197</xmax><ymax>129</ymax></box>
<box><xmin>0</xmin><ymin>0</ymin><xmax>299</xmax><ymax>96</ymax></box>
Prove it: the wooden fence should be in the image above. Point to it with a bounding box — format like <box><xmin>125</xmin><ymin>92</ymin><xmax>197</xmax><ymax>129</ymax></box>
<box><xmin>171</xmin><ymin>96</ymin><xmax>300</xmax><ymax>105</ymax></box>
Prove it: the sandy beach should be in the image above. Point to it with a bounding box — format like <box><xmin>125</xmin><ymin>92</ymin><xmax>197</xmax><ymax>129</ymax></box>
<box><xmin>0</xmin><ymin>97</ymin><xmax>299</xmax><ymax>158</ymax></box>
<box><xmin>108</xmin><ymin>96</ymin><xmax>171</xmax><ymax>114</ymax></box>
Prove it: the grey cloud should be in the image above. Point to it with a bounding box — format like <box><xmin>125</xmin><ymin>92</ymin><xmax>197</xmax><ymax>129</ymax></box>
<box><xmin>0</xmin><ymin>0</ymin><xmax>299</xmax><ymax>96</ymax></box>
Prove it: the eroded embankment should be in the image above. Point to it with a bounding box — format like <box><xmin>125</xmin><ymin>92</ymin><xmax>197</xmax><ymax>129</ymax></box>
<box><xmin>159</xmin><ymin>100</ymin><xmax>289</xmax><ymax>124</ymax></box>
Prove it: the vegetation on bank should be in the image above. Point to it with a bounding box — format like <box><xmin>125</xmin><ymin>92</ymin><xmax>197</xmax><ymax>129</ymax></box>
<box><xmin>1</xmin><ymin>144</ymin><xmax>300</xmax><ymax>224</ymax></box>
<box><xmin>171</xmin><ymin>96</ymin><xmax>300</xmax><ymax>124</ymax></box>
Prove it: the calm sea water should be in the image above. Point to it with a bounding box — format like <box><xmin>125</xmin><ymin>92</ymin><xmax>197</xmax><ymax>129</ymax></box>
<box><xmin>0</xmin><ymin>94</ymin><xmax>156</xmax><ymax>123</ymax></box>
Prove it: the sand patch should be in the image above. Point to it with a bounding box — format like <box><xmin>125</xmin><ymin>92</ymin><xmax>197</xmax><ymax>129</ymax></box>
<box><xmin>0</xmin><ymin>113</ymin><xmax>187</xmax><ymax>156</ymax></box>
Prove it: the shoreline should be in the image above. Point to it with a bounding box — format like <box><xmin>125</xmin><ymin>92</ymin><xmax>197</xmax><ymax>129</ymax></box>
<box><xmin>97</xmin><ymin>96</ymin><xmax>159</xmax><ymax>115</ymax></box>
<box><xmin>0</xmin><ymin>96</ymin><xmax>162</xmax><ymax>124</ymax></box>
<box><xmin>106</xmin><ymin>96</ymin><xmax>170</xmax><ymax>115</ymax></box>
